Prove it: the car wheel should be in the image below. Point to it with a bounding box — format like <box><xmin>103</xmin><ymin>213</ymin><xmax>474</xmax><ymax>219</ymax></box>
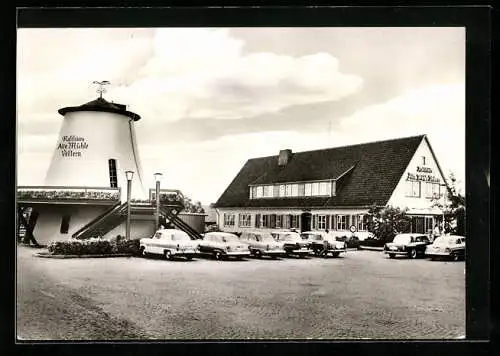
<box><xmin>452</xmin><ymin>253</ymin><xmax>460</xmax><ymax>262</ymax></box>
<box><xmin>213</xmin><ymin>251</ymin><xmax>223</xmax><ymax>260</ymax></box>
<box><xmin>409</xmin><ymin>249</ymin><xmax>417</xmax><ymax>259</ymax></box>
<box><xmin>186</xmin><ymin>256</ymin><xmax>193</xmax><ymax>261</ymax></box>
<box><xmin>331</xmin><ymin>252</ymin><xmax>340</xmax><ymax>258</ymax></box>
<box><xmin>139</xmin><ymin>246</ymin><xmax>146</xmax><ymax>257</ymax></box>
<box><xmin>164</xmin><ymin>250</ymin><xmax>173</xmax><ymax>260</ymax></box>
<box><xmin>255</xmin><ymin>250</ymin><xmax>262</xmax><ymax>259</ymax></box>
<box><xmin>388</xmin><ymin>253</ymin><xmax>395</xmax><ymax>259</ymax></box>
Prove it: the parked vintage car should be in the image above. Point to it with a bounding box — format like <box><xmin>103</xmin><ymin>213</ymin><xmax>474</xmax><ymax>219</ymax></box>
<box><xmin>300</xmin><ymin>231</ymin><xmax>347</xmax><ymax>258</ymax></box>
<box><xmin>334</xmin><ymin>235</ymin><xmax>362</xmax><ymax>249</ymax></box>
<box><xmin>139</xmin><ymin>228</ymin><xmax>199</xmax><ymax>260</ymax></box>
<box><xmin>425</xmin><ymin>235</ymin><xmax>466</xmax><ymax>261</ymax></box>
<box><xmin>270</xmin><ymin>230</ymin><xmax>312</xmax><ymax>257</ymax></box>
<box><xmin>239</xmin><ymin>231</ymin><xmax>286</xmax><ymax>258</ymax></box>
<box><xmin>383</xmin><ymin>233</ymin><xmax>431</xmax><ymax>259</ymax></box>
<box><xmin>198</xmin><ymin>232</ymin><xmax>251</xmax><ymax>260</ymax></box>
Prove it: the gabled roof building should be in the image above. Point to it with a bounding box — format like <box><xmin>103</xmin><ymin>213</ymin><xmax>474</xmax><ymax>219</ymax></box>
<box><xmin>214</xmin><ymin>135</ymin><xmax>449</xmax><ymax>237</ymax></box>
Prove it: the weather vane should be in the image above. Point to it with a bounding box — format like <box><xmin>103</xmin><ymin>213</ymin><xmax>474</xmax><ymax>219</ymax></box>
<box><xmin>92</xmin><ymin>80</ymin><xmax>111</xmax><ymax>98</ymax></box>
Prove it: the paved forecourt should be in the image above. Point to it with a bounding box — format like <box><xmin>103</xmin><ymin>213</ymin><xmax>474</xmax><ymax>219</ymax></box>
<box><xmin>17</xmin><ymin>246</ymin><xmax>465</xmax><ymax>340</ymax></box>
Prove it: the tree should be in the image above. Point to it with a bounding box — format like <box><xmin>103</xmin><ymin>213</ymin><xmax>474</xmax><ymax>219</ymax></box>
<box><xmin>182</xmin><ymin>198</ymin><xmax>205</xmax><ymax>214</ymax></box>
<box><xmin>365</xmin><ymin>205</ymin><xmax>412</xmax><ymax>243</ymax></box>
<box><xmin>432</xmin><ymin>172</ymin><xmax>465</xmax><ymax>235</ymax></box>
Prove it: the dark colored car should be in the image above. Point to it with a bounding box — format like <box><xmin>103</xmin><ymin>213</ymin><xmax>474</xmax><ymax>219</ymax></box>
<box><xmin>384</xmin><ymin>233</ymin><xmax>431</xmax><ymax>259</ymax></box>
<box><xmin>335</xmin><ymin>235</ymin><xmax>361</xmax><ymax>249</ymax></box>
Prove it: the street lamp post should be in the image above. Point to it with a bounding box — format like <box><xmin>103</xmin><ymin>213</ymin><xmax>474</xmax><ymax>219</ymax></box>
<box><xmin>125</xmin><ymin>170</ymin><xmax>134</xmax><ymax>240</ymax></box>
<box><xmin>154</xmin><ymin>173</ymin><xmax>163</xmax><ymax>231</ymax></box>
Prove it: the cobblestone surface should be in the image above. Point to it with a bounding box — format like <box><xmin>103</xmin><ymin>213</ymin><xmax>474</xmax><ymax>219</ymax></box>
<box><xmin>17</xmin><ymin>246</ymin><xmax>465</xmax><ymax>340</ymax></box>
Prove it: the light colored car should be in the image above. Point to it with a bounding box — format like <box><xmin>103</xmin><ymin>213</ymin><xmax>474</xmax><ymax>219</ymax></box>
<box><xmin>300</xmin><ymin>231</ymin><xmax>347</xmax><ymax>258</ymax></box>
<box><xmin>198</xmin><ymin>232</ymin><xmax>251</xmax><ymax>260</ymax></box>
<box><xmin>383</xmin><ymin>233</ymin><xmax>431</xmax><ymax>259</ymax></box>
<box><xmin>270</xmin><ymin>230</ymin><xmax>312</xmax><ymax>257</ymax></box>
<box><xmin>425</xmin><ymin>235</ymin><xmax>465</xmax><ymax>261</ymax></box>
<box><xmin>239</xmin><ymin>231</ymin><xmax>286</xmax><ymax>258</ymax></box>
<box><xmin>139</xmin><ymin>228</ymin><xmax>199</xmax><ymax>260</ymax></box>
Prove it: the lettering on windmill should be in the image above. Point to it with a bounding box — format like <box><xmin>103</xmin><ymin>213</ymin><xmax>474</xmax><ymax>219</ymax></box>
<box><xmin>57</xmin><ymin>135</ymin><xmax>89</xmax><ymax>157</ymax></box>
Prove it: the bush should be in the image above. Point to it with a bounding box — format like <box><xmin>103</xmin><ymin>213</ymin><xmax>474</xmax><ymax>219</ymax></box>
<box><xmin>359</xmin><ymin>237</ymin><xmax>386</xmax><ymax>248</ymax></box>
<box><xmin>47</xmin><ymin>236</ymin><xmax>140</xmax><ymax>256</ymax></box>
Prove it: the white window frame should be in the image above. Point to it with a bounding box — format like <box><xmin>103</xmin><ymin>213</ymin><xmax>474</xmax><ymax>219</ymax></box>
<box><xmin>224</xmin><ymin>213</ymin><xmax>235</xmax><ymax>228</ymax></box>
<box><xmin>318</xmin><ymin>215</ymin><xmax>327</xmax><ymax>230</ymax></box>
<box><xmin>291</xmin><ymin>184</ymin><xmax>299</xmax><ymax>197</ymax></box>
<box><xmin>304</xmin><ymin>183</ymin><xmax>312</xmax><ymax>196</ymax></box>
<box><xmin>337</xmin><ymin>215</ymin><xmax>347</xmax><ymax>231</ymax></box>
<box><xmin>406</xmin><ymin>180</ymin><xmax>421</xmax><ymax>197</ymax></box>
<box><xmin>312</xmin><ymin>182</ymin><xmax>320</xmax><ymax>196</ymax></box>
<box><xmin>238</xmin><ymin>213</ymin><xmax>252</xmax><ymax>228</ymax></box>
<box><xmin>279</xmin><ymin>185</ymin><xmax>286</xmax><ymax>197</ymax></box>
<box><xmin>263</xmin><ymin>185</ymin><xmax>273</xmax><ymax>198</ymax></box>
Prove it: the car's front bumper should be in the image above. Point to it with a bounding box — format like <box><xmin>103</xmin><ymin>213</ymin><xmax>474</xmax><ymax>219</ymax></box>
<box><xmin>262</xmin><ymin>249</ymin><xmax>286</xmax><ymax>255</ymax></box>
<box><xmin>383</xmin><ymin>250</ymin><xmax>408</xmax><ymax>255</ymax></box>
<box><xmin>425</xmin><ymin>251</ymin><xmax>452</xmax><ymax>257</ymax></box>
<box><xmin>225</xmin><ymin>251</ymin><xmax>251</xmax><ymax>257</ymax></box>
<box><xmin>171</xmin><ymin>249</ymin><xmax>199</xmax><ymax>256</ymax></box>
<box><xmin>285</xmin><ymin>247</ymin><xmax>312</xmax><ymax>254</ymax></box>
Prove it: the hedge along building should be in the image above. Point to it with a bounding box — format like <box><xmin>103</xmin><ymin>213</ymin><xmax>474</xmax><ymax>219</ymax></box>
<box><xmin>213</xmin><ymin>135</ymin><xmax>450</xmax><ymax>239</ymax></box>
<box><xmin>17</xmin><ymin>83</ymin><xmax>201</xmax><ymax>246</ymax></box>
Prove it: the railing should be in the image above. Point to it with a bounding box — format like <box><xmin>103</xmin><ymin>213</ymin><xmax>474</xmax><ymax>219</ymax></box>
<box><xmin>17</xmin><ymin>186</ymin><xmax>121</xmax><ymax>201</ymax></box>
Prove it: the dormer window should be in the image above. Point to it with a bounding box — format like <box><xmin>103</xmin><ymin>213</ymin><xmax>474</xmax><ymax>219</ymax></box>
<box><xmin>249</xmin><ymin>179</ymin><xmax>335</xmax><ymax>199</ymax></box>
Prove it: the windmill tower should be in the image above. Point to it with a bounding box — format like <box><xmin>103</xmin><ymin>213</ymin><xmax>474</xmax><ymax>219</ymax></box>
<box><xmin>44</xmin><ymin>81</ymin><xmax>146</xmax><ymax>201</ymax></box>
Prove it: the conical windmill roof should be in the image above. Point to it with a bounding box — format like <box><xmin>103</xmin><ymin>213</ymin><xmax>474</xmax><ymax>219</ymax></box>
<box><xmin>58</xmin><ymin>97</ymin><xmax>141</xmax><ymax>121</ymax></box>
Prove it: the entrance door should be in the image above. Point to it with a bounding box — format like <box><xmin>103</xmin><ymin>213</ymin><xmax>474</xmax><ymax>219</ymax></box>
<box><xmin>300</xmin><ymin>212</ymin><xmax>311</xmax><ymax>232</ymax></box>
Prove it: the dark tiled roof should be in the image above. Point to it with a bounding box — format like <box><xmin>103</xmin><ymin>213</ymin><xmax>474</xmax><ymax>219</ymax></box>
<box><xmin>58</xmin><ymin>97</ymin><xmax>141</xmax><ymax>121</ymax></box>
<box><xmin>214</xmin><ymin>135</ymin><xmax>426</xmax><ymax>208</ymax></box>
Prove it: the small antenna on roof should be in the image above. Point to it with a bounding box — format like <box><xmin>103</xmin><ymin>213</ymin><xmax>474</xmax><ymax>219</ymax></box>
<box><xmin>92</xmin><ymin>80</ymin><xmax>110</xmax><ymax>98</ymax></box>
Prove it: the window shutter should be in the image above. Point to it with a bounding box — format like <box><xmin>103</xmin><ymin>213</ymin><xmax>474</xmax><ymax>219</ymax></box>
<box><xmin>271</xmin><ymin>214</ymin><xmax>276</xmax><ymax>228</ymax></box>
<box><xmin>332</xmin><ymin>215</ymin><xmax>336</xmax><ymax>230</ymax></box>
<box><xmin>255</xmin><ymin>214</ymin><xmax>261</xmax><ymax>228</ymax></box>
<box><xmin>312</xmin><ymin>215</ymin><xmax>317</xmax><ymax>230</ymax></box>
<box><xmin>325</xmin><ymin>215</ymin><xmax>330</xmax><ymax>230</ymax></box>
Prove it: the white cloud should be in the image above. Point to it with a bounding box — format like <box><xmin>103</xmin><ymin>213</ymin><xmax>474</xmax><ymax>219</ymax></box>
<box><xmin>338</xmin><ymin>83</ymin><xmax>465</xmax><ymax>190</ymax></box>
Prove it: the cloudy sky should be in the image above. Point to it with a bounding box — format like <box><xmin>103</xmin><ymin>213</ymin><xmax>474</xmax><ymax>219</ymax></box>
<box><xmin>17</xmin><ymin>27</ymin><xmax>465</xmax><ymax>205</ymax></box>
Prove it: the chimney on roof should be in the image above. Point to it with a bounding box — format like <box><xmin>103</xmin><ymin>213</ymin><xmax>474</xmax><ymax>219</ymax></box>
<box><xmin>278</xmin><ymin>149</ymin><xmax>293</xmax><ymax>166</ymax></box>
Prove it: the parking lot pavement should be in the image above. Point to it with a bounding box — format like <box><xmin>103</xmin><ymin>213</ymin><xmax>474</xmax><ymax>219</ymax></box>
<box><xmin>17</xmin><ymin>246</ymin><xmax>465</xmax><ymax>340</ymax></box>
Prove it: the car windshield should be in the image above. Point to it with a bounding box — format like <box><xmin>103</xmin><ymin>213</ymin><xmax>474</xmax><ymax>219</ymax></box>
<box><xmin>172</xmin><ymin>233</ymin><xmax>190</xmax><ymax>241</ymax></box>
<box><xmin>222</xmin><ymin>235</ymin><xmax>239</xmax><ymax>243</ymax></box>
<box><xmin>392</xmin><ymin>235</ymin><xmax>411</xmax><ymax>244</ymax></box>
<box><xmin>256</xmin><ymin>233</ymin><xmax>275</xmax><ymax>242</ymax></box>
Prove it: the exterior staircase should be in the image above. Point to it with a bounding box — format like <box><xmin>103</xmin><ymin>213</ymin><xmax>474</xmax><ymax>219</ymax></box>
<box><xmin>160</xmin><ymin>205</ymin><xmax>203</xmax><ymax>240</ymax></box>
<box><xmin>72</xmin><ymin>202</ymin><xmax>127</xmax><ymax>239</ymax></box>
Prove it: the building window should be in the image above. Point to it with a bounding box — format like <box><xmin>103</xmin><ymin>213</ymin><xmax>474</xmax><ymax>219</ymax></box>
<box><xmin>108</xmin><ymin>159</ymin><xmax>117</xmax><ymax>188</ymax></box>
<box><xmin>298</xmin><ymin>184</ymin><xmax>305</xmax><ymax>196</ymax></box>
<box><xmin>279</xmin><ymin>185</ymin><xmax>286</xmax><ymax>197</ymax></box>
<box><xmin>262</xmin><ymin>215</ymin><xmax>270</xmax><ymax>228</ymax></box>
<box><xmin>239</xmin><ymin>214</ymin><xmax>251</xmax><ymax>227</ymax></box>
<box><xmin>319</xmin><ymin>182</ymin><xmax>331</xmax><ymax>195</ymax></box>
<box><xmin>424</xmin><ymin>217</ymin><xmax>433</xmax><ymax>234</ymax></box>
<box><xmin>405</xmin><ymin>180</ymin><xmax>421</xmax><ymax>197</ymax></box>
<box><xmin>285</xmin><ymin>184</ymin><xmax>292</xmax><ymax>197</ymax></box>
<box><xmin>291</xmin><ymin>184</ymin><xmax>299</xmax><ymax>196</ymax></box>
<box><xmin>422</xmin><ymin>156</ymin><xmax>426</xmax><ymax>165</ymax></box>
<box><xmin>224</xmin><ymin>213</ymin><xmax>235</xmax><ymax>227</ymax></box>
<box><xmin>60</xmin><ymin>215</ymin><xmax>71</xmax><ymax>234</ymax></box>
<box><xmin>255</xmin><ymin>186</ymin><xmax>264</xmax><ymax>198</ymax></box>
<box><xmin>318</xmin><ymin>215</ymin><xmax>327</xmax><ymax>230</ymax></box>
<box><xmin>304</xmin><ymin>183</ymin><xmax>312</xmax><ymax>196</ymax></box>
<box><xmin>290</xmin><ymin>215</ymin><xmax>299</xmax><ymax>229</ymax></box>
<box><xmin>311</xmin><ymin>182</ymin><xmax>320</xmax><ymax>196</ymax></box>
<box><xmin>356</xmin><ymin>215</ymin><xmax>366</xmax><ymax>232</ymax></box>
<box><xmin>276</xmin><ymin>215</ymin><xmax>282</xmax><ymax>228</ymax></box>
<box><xmin>337</xmin><ymin>215</ymin><xmax>347</xmax><ymax>231</ymax></box>
<box><xmin>263</xmin><ymin>185</ymin><xmax>273</xmax><ymax>198</ymax></box>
